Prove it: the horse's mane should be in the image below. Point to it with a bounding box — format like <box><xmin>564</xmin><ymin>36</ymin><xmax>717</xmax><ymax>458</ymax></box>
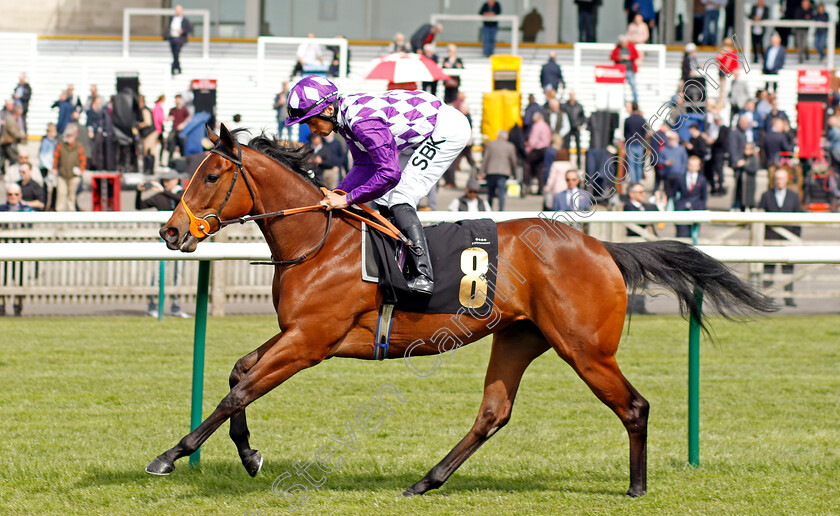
<box><xmin>234</xmin><ymin>129</ymin><xmax>323</xmax><ymax>188</ymax></box>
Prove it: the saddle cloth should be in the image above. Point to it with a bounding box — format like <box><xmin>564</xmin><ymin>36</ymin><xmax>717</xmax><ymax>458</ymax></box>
<box><xmin>362</xmin><ymin>218</ymin><xmax>499</xmax><ymax>314</ymax></box>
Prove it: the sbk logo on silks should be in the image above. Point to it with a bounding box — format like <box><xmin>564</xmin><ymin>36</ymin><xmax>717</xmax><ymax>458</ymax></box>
<box><xmin>410</xmin><ymin>136</ymin><xmax>446</xmax><ymax>171</ymax></box>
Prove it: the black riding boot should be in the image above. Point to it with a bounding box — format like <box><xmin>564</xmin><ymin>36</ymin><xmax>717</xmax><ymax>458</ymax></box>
<box><xmin>390</xmin><ymin>203</ymin><xmax>434</xmax><ymax>295</ymax></box>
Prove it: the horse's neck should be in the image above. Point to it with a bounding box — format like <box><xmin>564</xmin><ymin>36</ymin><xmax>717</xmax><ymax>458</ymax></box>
<box><xmin>247</xmin><ymin>154</ymin><xmax>337</xmax><ymax>262</ymax></box>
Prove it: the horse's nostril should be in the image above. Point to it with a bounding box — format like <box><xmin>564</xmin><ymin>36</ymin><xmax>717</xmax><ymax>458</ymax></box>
<box><xmin>165</xmin><ymin>227</ymin><xmax>178</xmax><ymax>237</ymax></box>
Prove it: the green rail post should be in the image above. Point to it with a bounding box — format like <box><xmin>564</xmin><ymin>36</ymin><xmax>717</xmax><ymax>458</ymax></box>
<box><xmin>687</xmin><ymin>223</ymin><xmax>701</xmax><ymax>466</ymax></box>
<box><xmin>158</xmin><ymin>260</ymin><xmax>165</xmax><ymax>321</ymax></box>
<box><xmin>189</xmin><ymin>260</ymin><xmax>210</xmax><ymax>467</ymax></box>
<box><xmin>688</xmin><ymin>287</ymin><xmax>703</xmax><ymax>467</ymax></box>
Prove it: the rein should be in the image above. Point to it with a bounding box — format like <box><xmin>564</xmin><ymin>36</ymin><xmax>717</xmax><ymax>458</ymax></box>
<box><xmin>179</xmin><ymin>143</ymin><xmax>410</xmax><ymax>266</ymax></box>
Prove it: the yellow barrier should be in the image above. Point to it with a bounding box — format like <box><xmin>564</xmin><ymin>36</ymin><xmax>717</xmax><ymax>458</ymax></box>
<box><xmin>481</xmin><ymin>90</ymin><xmax>522</xmax><ymax>141</ymax></box>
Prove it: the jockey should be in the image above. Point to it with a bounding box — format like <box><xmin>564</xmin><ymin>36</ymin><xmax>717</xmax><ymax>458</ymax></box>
<box><xmin>285</xmin><ymin>75</ymin><xmax>472</xmax><ymax>295</ymax></box>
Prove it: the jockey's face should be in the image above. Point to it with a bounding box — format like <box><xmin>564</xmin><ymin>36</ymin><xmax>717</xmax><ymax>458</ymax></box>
<box><xmin>306</xmin><ymin>105</ymin><xmax>335</xmax><ymax>137</ymax></box>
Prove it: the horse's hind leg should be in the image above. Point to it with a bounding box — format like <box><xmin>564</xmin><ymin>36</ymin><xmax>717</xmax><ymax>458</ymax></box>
<box><xmin>404</xmin><ymin>321</ymin><xmax>549</xmax><ymax>496</ymax></box>
<box><xmin>228</xmin><ymin>333</ymin><xmax>283</xmax><ymax>477</ymax></box>
<box><xmin>547</xmin><ymin>325</ymin><xmax>650</xmax><ymax>497</ymax></box>
<box><xmin>571</xmin><ymin>353</ymin><xmax>649</xmax><ymax>496</ymax></box>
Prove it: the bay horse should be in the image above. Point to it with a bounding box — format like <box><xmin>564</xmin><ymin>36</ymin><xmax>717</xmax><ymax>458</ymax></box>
<box><xmin>147</xmin><ymin>125</ymin><xmax>773</xmax><ymax>497</ymax></box>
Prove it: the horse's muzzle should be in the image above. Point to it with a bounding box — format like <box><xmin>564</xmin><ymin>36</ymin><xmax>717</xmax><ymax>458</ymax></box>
<box><xmin>160</xmin><ymin>225</ymin><xmax>181</xmax><ymax>250</ymax></box>
<box><xmin>160</xmin><ymin>226</ymin><xmax>198</xmax><ymax>252</ymax></box>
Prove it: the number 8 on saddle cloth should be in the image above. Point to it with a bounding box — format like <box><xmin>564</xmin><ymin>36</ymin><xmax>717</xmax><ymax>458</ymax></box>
<box><xmin>361</xmin><ymin>218</ymin><xmax>500</xmax><ymax>315</ymax></box>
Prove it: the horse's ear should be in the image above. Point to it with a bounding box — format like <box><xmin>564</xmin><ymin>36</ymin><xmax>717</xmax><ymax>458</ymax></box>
<box><xmin>206</xmin><ymin>123</ymin><xmax>219</xmax><ymax>144</ymax></box>
<box><xmin>219</xmin><ymin>123</ymin><xmax>237</xmax><ymax>151</ymax></box>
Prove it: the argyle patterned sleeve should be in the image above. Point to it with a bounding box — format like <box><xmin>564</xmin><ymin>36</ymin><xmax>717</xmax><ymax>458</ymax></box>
<box><xmin>336</xmin><ymin>130</ymin><xmax>379</xmax><ymax>203</ymax></box>
<box><xmin>337</xmin><ymin>118</ymin><xmax>401</xmax><ymax>204</ymax></box>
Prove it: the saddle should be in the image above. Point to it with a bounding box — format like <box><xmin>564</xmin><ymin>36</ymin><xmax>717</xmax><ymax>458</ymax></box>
<box><xmin>362</xmin><ymin>218</ymin><xmax>499</xmax><ymax>315</ymax></box>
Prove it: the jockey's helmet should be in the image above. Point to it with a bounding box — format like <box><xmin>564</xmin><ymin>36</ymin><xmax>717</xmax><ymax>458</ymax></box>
<box><xmin>285</xmin><ymin>75</ymin><xmax>339</xmax><ymax>126</ymax></box>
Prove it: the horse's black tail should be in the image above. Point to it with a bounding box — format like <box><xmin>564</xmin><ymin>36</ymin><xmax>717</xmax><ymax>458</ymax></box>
<box><xmin>602</xmin><ymin>240</ymin><xmax>777</xmax><ymax>332</ymax></box>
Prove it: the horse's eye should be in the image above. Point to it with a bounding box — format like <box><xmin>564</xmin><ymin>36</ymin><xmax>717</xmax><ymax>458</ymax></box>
<box><xmin>205</xmin><ymin>174</ymin><xmax>219</xmax><ymax>183</ymax></box>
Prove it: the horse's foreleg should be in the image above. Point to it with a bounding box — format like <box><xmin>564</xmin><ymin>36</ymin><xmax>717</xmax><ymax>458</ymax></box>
<box><xmin>228</xmin><ymin>335</ymin><xmax>282</xmax><ymax>477</ymax></box>
<box><xmin>146</xmin><ymin>329</ymin><xmax>327</xmax><ymax>476</ymax></box>
<box><xmin>404</xmin><ymin>322</ymin><xmax>549</xmax><ymax>496</ymax></box>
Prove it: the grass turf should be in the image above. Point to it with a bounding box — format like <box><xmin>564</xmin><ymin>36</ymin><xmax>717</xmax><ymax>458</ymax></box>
<box><xmin>0</xmin><ymin>315</ymin><xmax>838</xmax><ymax>515</ymax></box>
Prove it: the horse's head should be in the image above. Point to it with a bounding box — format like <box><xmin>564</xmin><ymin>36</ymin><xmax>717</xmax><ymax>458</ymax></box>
<box><xmin>161</xmin><ymin>123</ymin><xmax>255</xmax><ymax>252</ymax></box>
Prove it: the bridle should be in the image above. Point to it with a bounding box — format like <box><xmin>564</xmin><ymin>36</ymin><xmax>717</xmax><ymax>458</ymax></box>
<box><xmin>178</xmin><ymin>140</ymin><xmax>411</xmax><ymax>266</ymax></box>
<box><xmin>179</xmin><ymin>143</ymin><xmax>256</xmax><ymax>239</ymax></box>
<box><xmin>179</xmin><ymin>142</ymin><xmax>333</xmax><ymax>266</ymax></box>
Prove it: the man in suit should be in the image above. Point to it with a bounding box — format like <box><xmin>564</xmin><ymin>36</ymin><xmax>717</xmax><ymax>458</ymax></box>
<box><xmin>575</xmin><ymin>0</ymin><xmax>602</xmax><ymax>42</ymax></box>
<box><xmin>793</xmin><ymin>0</ymin><xmax>816</xmax><ymax>63</ymax></box>
<box><xmin>763</xmin><ymin>33</ymin><xmax>785</xmax><ymax>92</ymax></box>
<box><xmin>728</xmin><ymin>116</ymin><xmax>750</xmax><ymax>167</ymax></box>
<box><xmin>544</xmin><ymin>99</ymin><xmax>566</xmax><ymax>136</ymax></box>
<box><xmin>648</xmin><ymin>123</ymin><xmax>670</xmax><ymax>193</ymax></box>
<box><xmin>761</xmin><ymin>117</ymin><xmax>793</xmax><ymax>169</ymax></box>
<box><xmin>673</xmin><ymin>155</ymin><xmax>709</xmax><ymax>238</ymax></box>
<box><xmin>165</xmin><ymin>5</ymin><xmax>192</xmax><ymax>76</ymax></box>
<box><xmin>623</xmin><ymin>182</ymin><xmax>659</xmax><ymax>236</ymax></box>
<box><xmin>750</xmin><ymin>0</ymin><xmax>769</xmax><ymax>64</ymax></box>
<box><xmin>623</xmin><ymin>182</ymin><xmax>658</xmax><ymax>313</ymax></box>
<box><xmin>707</xmin><ymin>114</ymin><xmax>730</xmax><ymax>194</ymax></box>
<box><xmin>686</xmin><ymin>124</ymin><xmax>709</xmax><ymax>162</ymax></box>
<box><xmin>659</xmin><ymin>131</ymin><xmax>688</xmax><ymax>198</ymax></box>
<box><xmin>12</xmin><ymin>74</ymin><xmax>32</xmax><ymax>133</ymax></box>
<box><xmin>540</xmin><ymin>52</ymin><xmax>565</xmax><ymax>92</ymax></box>
<box><xmin>410</xmin><ymin>23</ymin><xmax>443</xmax><ymax>53</ymax></box>
<box><xmin>623</xmin><ymin>102</ymin><xmax>647</xmax><ymax>183</ymax></box>
<box><xmin>562</xmin><ymin>91</ymin><xmax>586</xmax><ymax>168</ymax></box>
<box><xmin>758</xmin><ymin>167</ymin><xmax>802</xmax><ymax>306</ymax></box>
<box><xmin>552</xmin><ymin>169</ymin><xmax>594</xmax><ymax>211</ymax></box>
<box><xmin>481</xmin><ymin>130</ymin><xmax>518</xmax><ymax>211</ymax></box>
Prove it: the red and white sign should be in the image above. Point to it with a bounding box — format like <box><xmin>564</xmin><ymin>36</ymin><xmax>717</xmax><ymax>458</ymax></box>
<box><xmin>594</xmin><ymin>65</ymin><xmax>626</xmax><ymax>84</ymax></box>
<box><xmin>190</xmin><ymin>79</ymin><xmax>217</xmax><ymax>90</ymax></box>
<box><xmin>797</xmin><ymin>70</ymin><xmax>830</xmax><ymax>94</ymax></box>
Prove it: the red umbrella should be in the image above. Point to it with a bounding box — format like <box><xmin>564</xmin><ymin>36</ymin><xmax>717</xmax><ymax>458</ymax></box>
<box><xmin>364</xmin><ymin>52</ymin><xmax>450</xmax><ymax>84</ymax></box>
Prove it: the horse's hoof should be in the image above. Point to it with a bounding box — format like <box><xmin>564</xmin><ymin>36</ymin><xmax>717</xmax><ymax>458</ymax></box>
<box><xmin>242</xmin><ymin>450</ymin><xmax>263</xmax><ymax>477</ymax></box>
<box><xmin>402</xmin><ymin>484</ymin><xmax>426</xmax><ymax>497</ymax></box>
<box><xmin>145</xmin><ymin>456</ymin><xmax>175</xmax><ymax>476</ymax></box>
<box><xmin>626</xmin><ymin>486</ymin><xmax>646</xmax><ymax>497</ymax></box>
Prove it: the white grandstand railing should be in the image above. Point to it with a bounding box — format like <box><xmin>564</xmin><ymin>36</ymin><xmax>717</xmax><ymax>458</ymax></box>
<box><xmin>430</xmin><ymin>14</ymin><xmax>519</xmax><ymax>56</ymax></box>
<box><xmin>1</xmin><ymin>241</ymin><xmax>839</xmax><ymax>265</ymax></box>
<box><xmin>0</xmin><ymin>242</ymin><xmax>268</xmax><ymax>261</ymax></box>
<box><xmin>4</xmin><ymin>210</ymin><xmax>836</xmax><ymax>315</ymax></box>
<box><xmin>744</xmin><ymin>19</ymin><xmax>836</xmax><ymax>70</ymax></box>
<box><xmin>17</xmin><ymin>32</ymin><xmax>37</xmax><ymax>82</ymax></box>
<box><xmin>2</xmin><ymin>210</ymin><xmax>840</xmax><ymax>225</ymax></box>
<box><xmin>256</xmin><ymin>36</ymin><xmax>349</xmax><ymax>89</ymax></box>
<box><xmin>572</xmin><ymin>42</ymin><xmax>668</xmax><ymax>98</ymax></box>
<box><xmin>123</xmin><ymin>8</ymin><xmax>211</xmax><ymax>60</ymax></box>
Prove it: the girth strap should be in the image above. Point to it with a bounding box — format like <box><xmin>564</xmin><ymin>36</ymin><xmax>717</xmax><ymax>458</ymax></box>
<box><xmin>373</xmin><ymin>303</ymin><xmax>395</xmax><ymax>360</ymax></box>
